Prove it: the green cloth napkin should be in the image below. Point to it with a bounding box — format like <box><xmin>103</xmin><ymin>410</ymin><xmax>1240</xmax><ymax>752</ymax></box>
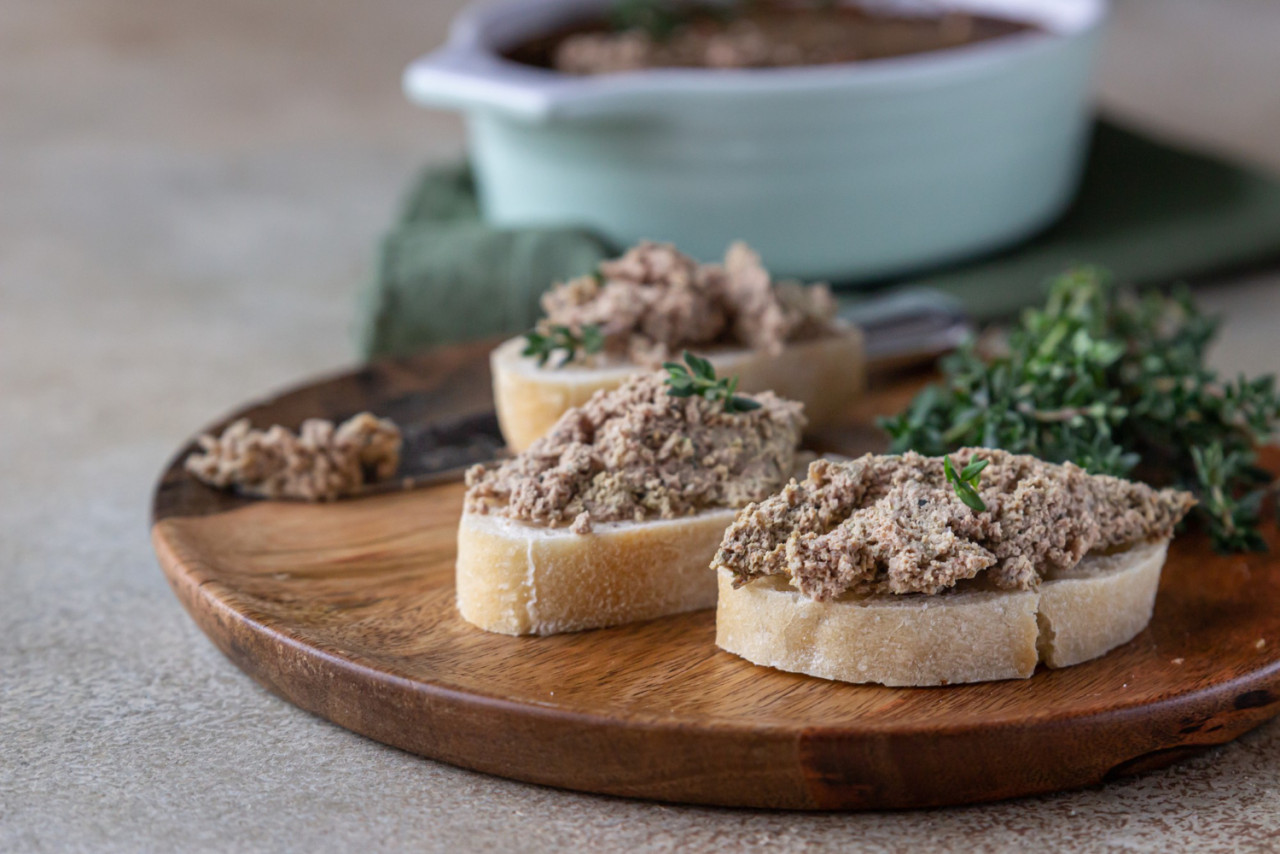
<box><xmin>357</xmin><ymin>121</ymin><xmax>1280</xmax><ymax>358</ymax></box>
<box><xmin>357</xmin><ymin>166</ymin><xmax>611</xmax><ymax>358</ymax></box>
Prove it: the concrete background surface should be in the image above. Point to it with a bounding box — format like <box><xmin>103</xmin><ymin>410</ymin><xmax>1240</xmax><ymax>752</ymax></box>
<box><xmin>3</xmin><ymin>0</ymin><xmax>1279</xmax><ymax>850</ymax></box>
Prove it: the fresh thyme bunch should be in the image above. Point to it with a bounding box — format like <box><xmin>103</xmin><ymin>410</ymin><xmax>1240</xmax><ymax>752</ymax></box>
<box><xmin>880</xmin><ymin>267</ymin><xmax>1280</xmax><ymax>552</ymax></box>
<box><xmin>664</xmin><ymin>351</ymin><xmax>761</xmax><ymax>413</ymax></box>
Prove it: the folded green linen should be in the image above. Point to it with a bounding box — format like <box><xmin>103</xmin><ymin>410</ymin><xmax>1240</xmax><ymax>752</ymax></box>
<box><xmin>356</xmin><ymin>121</ymin><xmax>1280</xmax><ymax>358</ymax></box>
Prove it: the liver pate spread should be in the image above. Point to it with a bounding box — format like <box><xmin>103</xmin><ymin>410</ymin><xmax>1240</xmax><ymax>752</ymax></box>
<box><xmin>527</xmin><ymin>8</ymin><xmax>1034</xmax><ymax>76</ymax></box>
<box><xmin>713</xmin><ymin>449</ymin><xmax>1196</xmax><ymax>600</ymax></box>
<box><xmin>539</xmin><ymin>241</ymin><xmax>837</xmax><ymax>367</ymax></box>
<box><xmin>185</xmin><ymin>413</ymin><xmax>402</xmax><ymax>501</ymax></box>
<box><xmin>464</xmin><ymin>373</ymin><xmax>806</xmax><ymax>533</ymax></box>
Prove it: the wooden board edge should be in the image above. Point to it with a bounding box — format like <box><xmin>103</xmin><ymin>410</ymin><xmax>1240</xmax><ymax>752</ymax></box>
<box><xmin>150</xmin><ymin>514</ymin><xmax>1280</xmax><ymax>810</ymax></box>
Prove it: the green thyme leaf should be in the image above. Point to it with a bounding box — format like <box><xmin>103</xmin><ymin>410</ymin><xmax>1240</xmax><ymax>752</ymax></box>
<box><xmin>1191</xmin><ymin>443</ymin><xmax>1269</xmax><ymax>552</ymax></box>
<box><xmin>684</xmin><ymin>350</ymin><xmax>715</xmax><ymax>381</ymax></box>
<box><xmin>521</xmin><ymin>324</ymin><xmax>604</xmax><ymax>368</ymax></box>
<box><xmin>959</xmin><ymin>458</ymin><xmax>989</xmax><ymax>482</ymax></box>
<box><xmin>580</xmin><ymin>324</ymin><xmax>604</xmax><ymax>353</ymax></box>
<box><xmin>608</xmin><ymin>0</ymin><xmax>850</xmax><ymax>42</ymax></box>
<box><xmin>608</xmin><ymin>0</ymin><xmax>750</xmax><ymax>41</ymax></box>
<box><xmin>608</xmin><ymin>0</ymin><xmax>690</xmax><ymax>41</ymax></box>
<box><xmin>944</xmin><ymin>455</ymin><xmax>988</xmax><ymax>512</ymax></box>
<box><xmin>722</xmin><ymin>375</ymin><xmax>762</xmax><ymax>412</ymax></box>
<box><xmin>664</xmin><ymin>351</ymin><xmax>760</xmax><ymax>414</ymax></box>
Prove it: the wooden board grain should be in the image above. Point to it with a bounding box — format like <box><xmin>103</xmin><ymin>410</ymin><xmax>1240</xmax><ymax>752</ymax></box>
<box><xmin>150</xmin><ymin>343</ymin><xmax>1280</xmax><ymax>810</ymax></box>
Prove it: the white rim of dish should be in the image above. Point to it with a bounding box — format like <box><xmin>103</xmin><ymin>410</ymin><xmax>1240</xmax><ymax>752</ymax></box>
<box><xmin>404</xmin><ymin>0</ymin><xmax>1109</xmax><ymax>120</ymax></box>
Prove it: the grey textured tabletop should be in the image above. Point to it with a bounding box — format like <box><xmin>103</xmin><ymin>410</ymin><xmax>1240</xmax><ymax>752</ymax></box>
<box><xmin>4</xmin><ymin>1</ymin><xmax>1280</xmax><ymax>851</ymax></box>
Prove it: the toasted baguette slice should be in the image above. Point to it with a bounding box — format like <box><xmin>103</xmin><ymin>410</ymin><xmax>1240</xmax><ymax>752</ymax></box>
<box><xmin>491</xmin><ymin>328</ymin><xmax>865</xmax><ymax>453</ymax></box>
<box><xmin>456</xmin><ymin>508</ymin><xmax>739</xmax><ymax>636</ymax></box>
<box><xmin>715</xmin><ymin>540</ymin><xmax>1169</xmax><ymax>686</ymax></box>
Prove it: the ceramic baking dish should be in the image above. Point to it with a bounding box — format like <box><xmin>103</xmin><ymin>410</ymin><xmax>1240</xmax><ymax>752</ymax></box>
<box><xmin>404</xmin><ymin>0</ymin><xmax>1107</xmax><ymax>281</ymax></box>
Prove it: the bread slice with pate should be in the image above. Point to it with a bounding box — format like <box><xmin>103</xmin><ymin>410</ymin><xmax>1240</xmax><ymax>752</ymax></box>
<box><xmin>493</xmin><ymin>240</ymin><xmax>863</xmax><ymax>453</ymax></box>
<box><xmin>712</xmin><ymin>450</ymin><xmax>1195</xmax><ymax>686</ymax></box>
<box><xmin>458</xmin><ymin>508</ymin><xmax>739</xmax><ymax>636</ymax></box>
<box><xmin>458</xmin><ymin>370</ymin><xmax>808</xmax><ymax>635</ymax></box>
<box><xmin>492</xmin><ymin>331</ymin><xmax>864</xmax><ymax>454</ymax></box>
<box><xmin>716</xmin><ymin>541</ymin><xmax>1169</xmax><ymax>686</ymax></box>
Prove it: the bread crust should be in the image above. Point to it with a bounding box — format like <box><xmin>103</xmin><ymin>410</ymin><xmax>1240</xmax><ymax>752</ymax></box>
<box><xmin>490</xmin><ymin>329</ymin><xmax>865</xmax><ymax>453</ymax></box>
<box><xmin>456</xmin><ymin>508</ymin><xmax>737</xmax><ymax>635</ymax></box>
<box><xmin>716</xmin><ymin>540</ymin><xmax>1169</xmax><ymax>686</ymax></box>
<box><xmin>1036</xmin><ymin>541</ymin><xmax>1168</xmax><ymax>668</ymax></box>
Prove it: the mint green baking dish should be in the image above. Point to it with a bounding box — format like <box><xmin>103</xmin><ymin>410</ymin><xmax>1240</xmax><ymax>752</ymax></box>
<box><xmin>404</xmin><ymin>0</ymin><xmax>1108</xmax><ymax>281</ymax></box>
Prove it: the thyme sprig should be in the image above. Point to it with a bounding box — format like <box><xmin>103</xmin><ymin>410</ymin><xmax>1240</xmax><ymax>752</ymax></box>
<box><xmin>880</xmin><ymin>267</ymin><xmax>1280</xmax><ymax>553</ymax></box>
<box><xmin>608</xmin><ymin>0</ymin><xmax>748</xmax><ymax>41</ymax></box>
<box><xmin>944</xmin><ymin>456</ymin><xmax>989</xmax><ymax>512</ymax></box>
<box><xmin>522</xmin><ymin>324</ymin><xmax>604</xmax><ymax>367</ymax></box>
<box><xmin>608</xmin><ymin>1</ymin><xmax>849</xmax><ymax>40</ymax></box>
<box><xmin>1191</xmin><ymin>444</ymin><xmax>1268</xmax><ymax>552</ymax></box>
<box><xmin>664</xmin><ymin>351</ymin><xmax>761</xmax><ymax>413</ymax></box>
<box><xmin>608</xmin><ymin>0</ymin><xmax>703</xmax><ymax>41</ymax></box>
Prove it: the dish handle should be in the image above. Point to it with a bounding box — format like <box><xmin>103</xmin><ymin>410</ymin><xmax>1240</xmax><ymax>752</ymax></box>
<box><xmin>403</xmin><ymin>46</ymin><xmax>565</xmax><ymax>122</ymax></box>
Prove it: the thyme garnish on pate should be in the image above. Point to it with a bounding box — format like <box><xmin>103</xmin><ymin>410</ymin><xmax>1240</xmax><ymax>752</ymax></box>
<box><xmin>664</xmin><ymin>351</ymin><xmax>761</xmax><ymax>413</ymax></box>
<box><xmin>944</xmin><ymin>456</ymin><xmax>989</xmax><ymax>513</ymax></box>
<box><xmin>880</xmin><ymin>267</ymin><xmax>1280</xmax><ymax>553</ymax></box>
<box><xmin>522</xmin><ymin>324</ymin><xmax>604</xmax><ymax>367</ymax></box>
<box><xmin>608</xmin><ymin>0</ymin><xmax>727</xmax><ymax>41</ymax></box>
<box><xmin>608</xmin><ymin>1</ymin><xmax>839</xmax><ymax>41</ymax></box>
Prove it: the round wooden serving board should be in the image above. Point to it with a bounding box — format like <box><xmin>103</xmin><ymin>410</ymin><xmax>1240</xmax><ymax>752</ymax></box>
<box><xmin>152</xmin><ymin>340</ymin><xmax>1280</xmax><ymax>810</ymax></box>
